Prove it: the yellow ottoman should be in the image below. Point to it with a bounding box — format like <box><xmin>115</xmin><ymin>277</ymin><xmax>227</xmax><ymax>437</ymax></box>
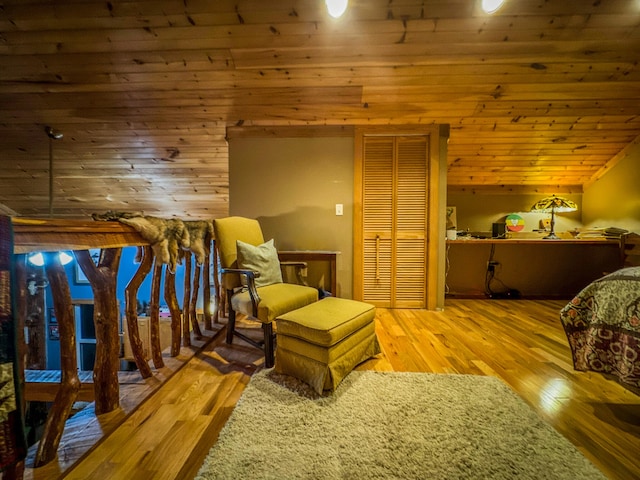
<box><xmin>275</xmin><ymin>297</ymin><xmax>380</xmax><ymax>394</ymax></box>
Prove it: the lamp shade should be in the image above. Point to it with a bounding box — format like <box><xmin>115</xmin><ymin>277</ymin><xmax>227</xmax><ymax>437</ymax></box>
<box><xmin>530</xmin><ymin>195</ymin><xmax>577</xmax><ymax>213</ymax></box>
<box><xmin>530</xmin><ymin>195</ymin><xmax>578</xmax><ymax>239</ymax></box>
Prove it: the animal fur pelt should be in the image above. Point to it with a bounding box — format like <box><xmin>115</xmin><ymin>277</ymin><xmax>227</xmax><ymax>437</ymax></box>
<box><xmin>118</xmin><ymin>216</ymin><xmax>187</xmax><ymax>273</ymax></box>
<box><xmin>91</xmin><ymin>210</ymin><xmax>145</xmax><ymax>221</ymax></box>
<box><xmin>92</xmin><ymin>211</ymin><xmax>213</xmax><ymax>272</ymax></box>
<box><xmin>182</xmin><ymin>220</ymin><xmax>214</xmax><ymax>266</ymax></box>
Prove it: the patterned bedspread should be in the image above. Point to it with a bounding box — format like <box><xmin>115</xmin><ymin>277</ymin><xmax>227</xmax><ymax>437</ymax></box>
<box><xmin>560</xmin><ymin>267</ymin><xmax>640</xmax><ymax>391</ymax></box>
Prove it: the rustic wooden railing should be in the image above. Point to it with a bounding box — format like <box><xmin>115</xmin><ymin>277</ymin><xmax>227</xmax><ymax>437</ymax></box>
<box><xmin>11</xmin><ymin>218</ymin><xmax>219</xmax><ymax>468</ymax></box>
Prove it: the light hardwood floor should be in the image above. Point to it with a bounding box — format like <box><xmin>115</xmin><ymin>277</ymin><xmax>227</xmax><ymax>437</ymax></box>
<box><xmin>38</xmin><ymin>300</ymin><xmax>640</xmax><ymax>479</ymax></box>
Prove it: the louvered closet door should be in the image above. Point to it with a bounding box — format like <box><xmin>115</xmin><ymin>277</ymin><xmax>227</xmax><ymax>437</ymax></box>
<box><xmin>395</xmin><ymin>137</ymin><xmax>427</xmax><ymax>307</ymax></box>
<box><xmin>363</xmin><ymin>138</ymin><xmax>394</xmax><ymax>306</ymax></box>
<box><xmin>362</xmin><ymin>136</ymin><xmax>428</xmax><ymax>308</ymax></box>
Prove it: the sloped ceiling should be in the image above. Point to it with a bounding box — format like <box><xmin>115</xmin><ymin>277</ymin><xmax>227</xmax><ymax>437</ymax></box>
<box><xmin>1</xmin><ymin>0</ymin><xmax>639</xmax><ymax>219</ymax></box>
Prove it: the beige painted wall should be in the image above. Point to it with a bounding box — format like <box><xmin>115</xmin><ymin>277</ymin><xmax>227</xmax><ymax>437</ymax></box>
<box><xmin>228</xmin><ymin>136</ymin><xmax>354</xmax><ymax>298</ymax></box>
<box><xmin>228</xmin><ymin>128</ymin><xmax>449</xmax><ymax>306</ymax></box>
<box><xmin>583</xmin><ymin>138</ymin><xmax>640</xmax><ymax>233</ymax></box>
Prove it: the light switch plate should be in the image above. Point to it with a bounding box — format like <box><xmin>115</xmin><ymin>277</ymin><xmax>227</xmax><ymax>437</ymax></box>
<box><xmin>335</xmin><ymin>204</ymin><xmax>343</xmax><ymax>216</ymax></box>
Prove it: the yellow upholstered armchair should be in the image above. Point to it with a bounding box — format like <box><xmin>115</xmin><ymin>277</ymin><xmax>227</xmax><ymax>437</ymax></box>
<box><xmin>213</xmin><ymin>216</ymin><xmax>319</xmax><ymax>367</ymax></box>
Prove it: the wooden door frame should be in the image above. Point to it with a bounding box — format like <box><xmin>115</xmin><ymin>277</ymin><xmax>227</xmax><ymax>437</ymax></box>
<box><xmin>354</xmin><ymin>125</ymin><xmax>446</xmax><ymax>310</ymax></box>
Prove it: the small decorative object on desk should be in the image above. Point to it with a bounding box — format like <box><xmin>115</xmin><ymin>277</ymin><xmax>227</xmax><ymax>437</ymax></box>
<box><xmin>505</xmin><ymin>214</ymin><xmax>524</xmax><ymax>232</ymax></box>
<box><xmin>446</xmin><ymin>206</ymin><xmax>457</xmax><ymax>231</ymax></box>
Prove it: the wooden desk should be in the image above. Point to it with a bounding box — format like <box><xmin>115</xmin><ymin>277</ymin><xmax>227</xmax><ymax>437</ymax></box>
<box><xmin>278</xmin><ymin>250</ymin><xmax>338</xmax><ymax>296</ymax></box>
<box><xmin>445</xmin><ymin>237</ymin><xmax>621</xmax><ymax>298</ymax></box>
<box><xmin>447</xmin><ymin>237</ymin><xmax>618</xmax><ymax>246</ymax></box>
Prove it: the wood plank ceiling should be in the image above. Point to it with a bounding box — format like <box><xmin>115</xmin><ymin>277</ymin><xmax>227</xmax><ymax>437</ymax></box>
<box><xmin>1</xmin><ymin>0</ymin><xmax>639</xmax><ymax>219</ymax></box>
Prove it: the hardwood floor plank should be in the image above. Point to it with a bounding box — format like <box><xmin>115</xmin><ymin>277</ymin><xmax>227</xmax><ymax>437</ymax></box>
<box><xmin>137</xmin><ymin>417</ymin><xmax>211</xmax><ymax>479</ymax></box>
<box><xmin>36</xmin><ymin>300</ymin><xmax>640</xmax><ymax>480</ymax></box>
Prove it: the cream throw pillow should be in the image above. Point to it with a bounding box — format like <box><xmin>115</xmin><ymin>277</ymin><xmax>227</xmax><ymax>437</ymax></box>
<box><xmin>236</xmin><ymin>238</ymin><xmax>283</xmax><ymax>288</ymax></box>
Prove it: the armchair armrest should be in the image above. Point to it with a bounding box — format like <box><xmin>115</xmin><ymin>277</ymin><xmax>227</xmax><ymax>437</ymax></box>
<box><xmin>220</xmin><ymin>267</ymin><xmax>261</xmax><ymax>279</ymax></box>
<box><xmin>220</xmin><ymin>267</ymin><xmax>261</xmax><ymax>317</ymax></box>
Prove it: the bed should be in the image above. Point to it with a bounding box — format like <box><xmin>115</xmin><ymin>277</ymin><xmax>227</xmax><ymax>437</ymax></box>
<box><xmin>560</xmin><ymin>266</ymin><xmax>640</xmax><ymax>391</ymax></box>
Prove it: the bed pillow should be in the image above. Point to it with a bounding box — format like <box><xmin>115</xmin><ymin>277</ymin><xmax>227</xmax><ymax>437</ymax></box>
<box><xmin>236</xmin><ymin>238</ymin><xmax>283</xmax><ymax>288</ymax></box>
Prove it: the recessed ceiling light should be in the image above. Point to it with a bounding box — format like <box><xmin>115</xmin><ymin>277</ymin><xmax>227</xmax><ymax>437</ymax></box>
<box><xmin>482</xmin><ymin>0</ymin><xmax>505</xmax><ymax>14</ymax></box>
<box><xmin>325</xmin><ymin>0</ymin><xmax>348</xmax><ymax>18</ymax></box>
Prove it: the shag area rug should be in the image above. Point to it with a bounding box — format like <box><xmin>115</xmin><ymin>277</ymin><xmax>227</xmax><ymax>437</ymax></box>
<box><xmin>195</xmin><ymin>370</ymin><xmax>605</xmax><ymax>479</ymax></box>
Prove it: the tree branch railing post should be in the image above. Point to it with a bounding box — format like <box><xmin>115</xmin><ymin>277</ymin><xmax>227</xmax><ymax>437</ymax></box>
<box><xmin>182</xmin><ymin>256</ymin><xmax>192</xmax><ymax>347</ymax></box>
<box><xmin>164</xmin><ymin>267</ymin><xmax>182</xmax><ymax>357</ymax></box>
<box><xmin>34</xmin><ymin>252</ymin><xmax>80</xmax><ymax>467</ymax></box>
<box><xmin>149</xmin><ymin>260</ymin><xmax>164</xmax><ymax>369</ymax></box>
<box><xmin>190</xmin><ymin>258</ymin><xmax>203</xmax><ymax>340</ymax></box>
<box><xmin>123</xmin><ymin>246</ymin><xmax>153</xmax><ymax>378</ymax></box>
<box><xmin>202</xmin><ymin>232</ymin><xmax>212</xmax><ymax>330</ymax></box>
<box><xmin>74</xmin><ymin>248</ymin><xmax>121</xmax><ymax>415</ymax></box>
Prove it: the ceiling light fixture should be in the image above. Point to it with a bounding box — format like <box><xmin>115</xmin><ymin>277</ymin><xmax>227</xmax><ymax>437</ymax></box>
<box><xmin>45</xmin><ymin>126</ymin><xmax>63</xmax><ymax>217</ymax></box>
<box><xmin>325</xmin><ymin>0</ymin><xmax>348</xmax><ymax>18</ymax></box>
<box><xmin>481</xmin><ymin>0</ymin><xmax>505</xmax><ymax>14</ymax></box>
<box><xmin>45</xmin><ymin>126</ymin><xmax>63</xmax><ymax>140</ymax></box>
